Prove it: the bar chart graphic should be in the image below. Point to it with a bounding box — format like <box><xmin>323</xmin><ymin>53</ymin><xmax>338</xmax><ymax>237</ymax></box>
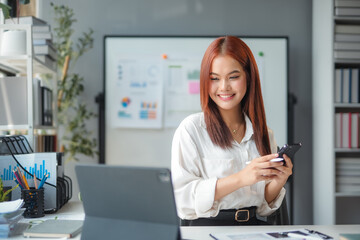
<box><xmin>1</xmin><ymin>160</ymin><xmax>51</xmax><ymax>181</ymax></box>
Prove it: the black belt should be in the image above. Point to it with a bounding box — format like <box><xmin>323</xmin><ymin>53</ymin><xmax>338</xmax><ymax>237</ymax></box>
<box><xmin>214</xmin><ymin>206</ymin><xmax>257</xmax><ymax>222</ymax></box>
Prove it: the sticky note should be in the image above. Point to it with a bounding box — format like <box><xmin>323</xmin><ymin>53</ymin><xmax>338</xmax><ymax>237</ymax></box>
<box><xmin>188</xmin><ymin>81</ymin><xmax>200</xmax><ymax>94</ymax></box>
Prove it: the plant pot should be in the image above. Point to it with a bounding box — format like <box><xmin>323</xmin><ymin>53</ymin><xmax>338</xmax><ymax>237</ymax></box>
<box><xmin>0</xmin><ymin>29</ymin><xmax>27</xmax><ymax>56</ymax></box>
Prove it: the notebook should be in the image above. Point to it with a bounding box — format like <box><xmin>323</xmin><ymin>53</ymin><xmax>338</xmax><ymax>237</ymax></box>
<box><xmin>23</xmin><ymin>220</ymin><xmax>83</xmax><ymax>238</ymax></box>
<box><xmin>75</xmin><ymin>164</ymin><xmax>181</xmax><ymax>240</ymax></box>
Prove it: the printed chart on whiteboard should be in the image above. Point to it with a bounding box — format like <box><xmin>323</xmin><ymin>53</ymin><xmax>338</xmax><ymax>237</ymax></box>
<box><xmin>110</xmin><ymin>56</ymin><xmax>164</xmax><ymax>129</ymax></box>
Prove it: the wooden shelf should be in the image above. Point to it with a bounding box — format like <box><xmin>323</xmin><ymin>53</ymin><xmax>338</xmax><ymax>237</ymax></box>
<box><xmin>0</xmin><ymin>56</ymin><xmax>56</xmax><ymax>74</ymax></box>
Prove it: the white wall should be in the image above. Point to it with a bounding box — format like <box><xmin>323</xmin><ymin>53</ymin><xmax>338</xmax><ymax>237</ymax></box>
<box><xmin>39</xmin><ymin>0</ymin><xmax>313</xmax><ymax>224</ymax></box>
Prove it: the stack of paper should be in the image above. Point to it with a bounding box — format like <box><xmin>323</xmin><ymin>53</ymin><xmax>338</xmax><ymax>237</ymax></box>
<box><xmin>0</xmin><ymin>199</ymin><xmax>25</xmax><ymax>238</ymax></box>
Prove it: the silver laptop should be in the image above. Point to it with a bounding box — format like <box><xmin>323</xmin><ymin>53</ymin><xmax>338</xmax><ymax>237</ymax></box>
<box><xmin>75</xmin><ymin>164</ymin><xmax>181</xmax><ymax>240</ymax></box>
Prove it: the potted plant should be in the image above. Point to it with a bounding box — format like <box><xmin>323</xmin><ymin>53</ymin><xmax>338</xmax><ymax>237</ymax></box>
<box><xmin>0</xmin><ymin>177</ymin><xmax>18</xmax><ymax>202</ymax></box>
<box><xmin>51</xmin><ymin>3</ymin><xmax>97</xmax><ymax>162</ymax></box>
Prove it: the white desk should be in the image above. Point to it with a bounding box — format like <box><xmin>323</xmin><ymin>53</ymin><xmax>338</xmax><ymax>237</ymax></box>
<box><xmin>9</xmin><ymin>201</ymin><xmax>360</xmax><ymax>239</ymax></box>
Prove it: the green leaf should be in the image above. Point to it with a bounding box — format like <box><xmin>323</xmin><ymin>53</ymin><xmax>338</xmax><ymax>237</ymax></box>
<box><xmin>1</xmin><ymin>184</ymin><xmax>19</xmax><ymax>202</ymax></box>
<box><xmin>0</xmin><ymin>3</ymin><xmax>11</xmax><ymax>19</ymax></box>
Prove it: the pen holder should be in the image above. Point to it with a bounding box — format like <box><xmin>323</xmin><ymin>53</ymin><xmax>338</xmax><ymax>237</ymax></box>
<box><xmin>21</xmin><ymin>188</ymin><xmax>45</xmax><ymax>218</ymax></box>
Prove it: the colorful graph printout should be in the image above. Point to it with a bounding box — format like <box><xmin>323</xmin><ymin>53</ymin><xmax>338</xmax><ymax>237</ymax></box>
<box><xmin>109</xmin><ymin>57</ymin><xmax>164</xmax><ymax>128</ymax></box>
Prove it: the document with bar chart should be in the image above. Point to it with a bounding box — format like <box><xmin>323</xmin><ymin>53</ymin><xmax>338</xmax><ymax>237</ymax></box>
<box><xmin>0</xmin><ymin>152</ymin><xmax>57</xmax><ymax>210</ymax></box>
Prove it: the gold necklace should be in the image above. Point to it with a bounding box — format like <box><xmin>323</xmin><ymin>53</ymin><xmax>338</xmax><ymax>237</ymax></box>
<box><xmin>231</xmin><ymin>125</ymin><xmax>240</xmax><ymax>135</ymax></box>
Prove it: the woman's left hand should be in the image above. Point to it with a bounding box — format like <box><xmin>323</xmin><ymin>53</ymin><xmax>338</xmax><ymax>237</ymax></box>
<box><xmin>270</xmin><ymin>154</ymin><xmax>293</xmax><ymax>185</ymax></box>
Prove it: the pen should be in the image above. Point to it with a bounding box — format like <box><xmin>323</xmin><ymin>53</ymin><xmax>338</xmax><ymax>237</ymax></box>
<box><xmin>33</xmin><ymin>172</ymin><xmax>38</xmax><ymax>189</ymax></box>
<box><xmin>287</xmin><ymin>233</ymin><xmax>321</xmax><ymax>240</ymax></box>
<box><xmin>16</xmin><ymin>167</ymin><xmax>28</xmax><ymax>189</ymax></box>
<box><xmin>38</xmin><ymin>173</ymin><xmax>49</xmax><ymax>189</ymax></box>
<box><xmin>22</xmin><ymin>174</ymin><xmax>30</xmax><ymax>190</ymax></box>
<box><xmin>13</xmin><ymin>170</ymin><xmax>25</xmax><ymax>189</ymax></box>
<box><xmin>306</xmin><ymin>229</ymin><xmax>333</xmax><ymax>239</ymax></box>
<box><xmin>13</xmin><ymin>178</ymin><xmax>23</xmax><ymax>189</ymax></box>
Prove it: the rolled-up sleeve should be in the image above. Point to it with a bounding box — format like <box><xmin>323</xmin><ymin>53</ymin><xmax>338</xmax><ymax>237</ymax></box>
<box><xmin>171</xmin><ymin>122</ymin><xmax>217</xmax><ymax>219</ymax></box>
<box><xmin>257</xmin><ymin>186</ymin><xmax>286</xmax><ymax>216</ymax></box>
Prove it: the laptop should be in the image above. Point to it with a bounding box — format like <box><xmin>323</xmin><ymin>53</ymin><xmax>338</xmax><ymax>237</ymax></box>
<box><xmin>75</xmin><ymin>164</ymin><xmax>181</xmax><ymax>240</ymax></box>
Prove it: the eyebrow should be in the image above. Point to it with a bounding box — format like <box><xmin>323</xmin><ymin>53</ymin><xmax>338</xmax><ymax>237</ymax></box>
<box><xmin>210</xmin><ymin>70</ymin><xmax>241</xmax><ymax>76</ymax></box>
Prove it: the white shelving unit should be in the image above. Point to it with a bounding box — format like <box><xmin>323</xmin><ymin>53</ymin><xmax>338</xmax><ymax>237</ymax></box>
<box><xmin>313</xmin><ymin>0</ymin><xmax>360</xmax><ymax>225</ymax></box>
<box><xmin>0</xmin><ymin>24</ymin><xmax>57</xmax><ymax>150</ymax></box>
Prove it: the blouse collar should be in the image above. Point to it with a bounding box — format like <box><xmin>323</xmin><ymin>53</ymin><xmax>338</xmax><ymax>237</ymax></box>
<box><xmin>199</xmin><ymin>112</ymin><xmax>254</xmax><ymax>143</ymax></box>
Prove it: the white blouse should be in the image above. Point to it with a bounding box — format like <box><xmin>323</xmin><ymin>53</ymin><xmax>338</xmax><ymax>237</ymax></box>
<box><xmin>171</xmin><ymin>112</ymin><xmax>286</xmax><ymax>220</ymax></box>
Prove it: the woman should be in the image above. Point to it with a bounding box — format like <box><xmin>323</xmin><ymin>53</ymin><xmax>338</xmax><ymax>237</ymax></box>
<box><xmin>171</xmin><ymin>36</ymin><xmax>293</xmax><ymax>226</ymax></box>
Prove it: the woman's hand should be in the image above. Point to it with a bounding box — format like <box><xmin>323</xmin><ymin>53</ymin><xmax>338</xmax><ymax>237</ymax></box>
<box><xmin>240</xmin><ymin>153</ymin><xmax>288</xmax><ymax>186</ymax></box>
<box><xmin>268</xmin><ymin>154</ymin><xmax>293</xmax><ymax>185</ymax></box>
<box><xmin>214</xmin><ymin>154</ymin><xmax>293</xmax><ymax>201</ymax></box>
<box><xmin>264</xmin><ymin>154</ymin><xmax>293</xmax><ymax>203</ymax></box>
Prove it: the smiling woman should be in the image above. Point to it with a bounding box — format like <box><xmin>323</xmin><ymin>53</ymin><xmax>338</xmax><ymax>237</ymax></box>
<box><xmin>171</xmin><ymin>36</ymin><xmax>293</xmax><ymax>226</ymax></box>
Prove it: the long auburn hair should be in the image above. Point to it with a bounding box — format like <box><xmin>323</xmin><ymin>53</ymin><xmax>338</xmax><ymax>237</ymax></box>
<box><xmin>200</xmin><ymin>36</ymin><xmax>271</xmax><ymax>156</ymax></box>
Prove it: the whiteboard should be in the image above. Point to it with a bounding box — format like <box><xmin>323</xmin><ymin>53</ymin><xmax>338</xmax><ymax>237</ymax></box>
<box><xmin>104</xmin><ymin>36</ymin><xmax>288</xmax><ymax>166</ymax></box>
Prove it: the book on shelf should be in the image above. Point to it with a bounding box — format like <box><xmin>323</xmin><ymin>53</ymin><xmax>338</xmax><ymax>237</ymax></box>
<box><xmin>352</xmin><ymin>113</ymin><xmax>359</xmax><ymax>148</ymax></box>
<box><xmin>335</xmin><ymin>113</ymin><xmax>360</xmax><ymax>148</ymax></box>
<box><xmin>351</xmin><ymin>69</ymin><xmax>359</xmax><ymax>103</ymax></box>
<box><xmin>337</xmin><ymin>164</ymin><xmax>360</xmax><ymax>170</ymax></box>
<box><xmin>342</xmin><ymin>112</ymin><xmax>350</xmax><ymax>148</ymax></box>
<box><xmin>334</xmin><ymin>68</ymin><xmax>360</xmax><ymax>103</ymax></box>
<box><xmin>32</xmin><ymin>24</ymin><xmax>51</xmax><ymax>33</ymax></box>
<box><xmin>335</xmin><ymin>33</ymin><xmax>360</xmax><ymax>42</ymax></box>
<box><xmin>337</xmin><ymin>168</ymin><xmax>360</xmax><ymax>176</ymax></box>
<box><xmin>35</xmin><ymin>135</ymin><xmax>57</xmax><ymax>152</ymax></box>
<box><xmin>334</xmin><ymin>50</ymin><xmax>360</xmax><ymax>59</ymax></box>
<box><xmin>33</xmin><ymin>78</ymin><xmax>42</xmax><ymax>126</ymax></box>
<box><xmin>335</xmin><ymin>7</ymin><xmax>360</xmax><ymax>16</ymax></box>
<box><xmin>336</xmin><ymin>184</ymin><xmax>360</xmax><ymax>193</ymax></box>
<box><xmin>336</xmin><ymin>113</ymin><xmax>342</xmax><ymax>148</ymax></box>
<box><xmin>41</xmin><ymin>86</ymin><xmax>53</xmax><ymax>126</ymax></box>
<box><xmin>335</xmin><ymin>24</ymin><xmax>360</xmax><ymax>34</ymax></box>
<box><xmin>336</xmin><ymin>176</ymin><xmax>360</xmax><ymax>184</ymax></box>
<box><xmin>335</xmin><ymin>69</ymin><xmax>341</xmax><ymax>103</ymax></box>
<box><xmin>35</xmin><ymin>55</ymin><xmax>57</xmax><ymax>70</ymax></box>
<box><xmin>337</xmin><ymin>157</ymin><xmax>360</xmax><ymax>165</ymax></box>
<box><xmin>33</xmin><ymin>32</ymin><xmax>52</xmax><ymax>40</ymax></box>
<box><xmin>334</xmin><ymin>42</ymin><xmax>360</xmax><ymax>50</ymax></box>
<box><xmin>343</xmin><ymin>68</ymin><xmax>350</xmax><ymax>103</ymax></box>
<box><xmin>34</xmin><ymin>44</ymin><xmax>58</xmax><ymax>61</ymax></box>
<box><xmin>4</xmin><ymin>16</ymin><xmax>47</xmax><ymax>25</ymax></box>
<box><xmin>335</xmin><ymin>0</ymin><xmax>360</xmax><ymax>8</ymax></box>
<box><xmin>33</xmin><ymin>39</ymin><xmax>53</xmax><ymax>46</ymax></box>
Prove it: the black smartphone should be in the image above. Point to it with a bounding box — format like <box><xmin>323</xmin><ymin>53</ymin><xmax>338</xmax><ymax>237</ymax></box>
<box><xmin>270</xmin><ymin>143</ymin><xmax>302</xmax><ymax>164</ymax></box>
<box><xmin>277</xmin><ymin>143</ymin><xmax>302</xmax><ymax>159</ymax></box>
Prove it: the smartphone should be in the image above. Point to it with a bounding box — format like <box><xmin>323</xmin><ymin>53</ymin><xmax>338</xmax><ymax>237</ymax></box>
<box><xmin>271</xmin><ymin>143</ymin><xmax>302</xmax><ymax>163</ymax></box>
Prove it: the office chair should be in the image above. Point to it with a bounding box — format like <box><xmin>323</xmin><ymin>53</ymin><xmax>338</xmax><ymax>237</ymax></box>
<box><xmin>266</xmin><ymin>196</ymin><xmax>290</xmax><ymax>225</ymax></box>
